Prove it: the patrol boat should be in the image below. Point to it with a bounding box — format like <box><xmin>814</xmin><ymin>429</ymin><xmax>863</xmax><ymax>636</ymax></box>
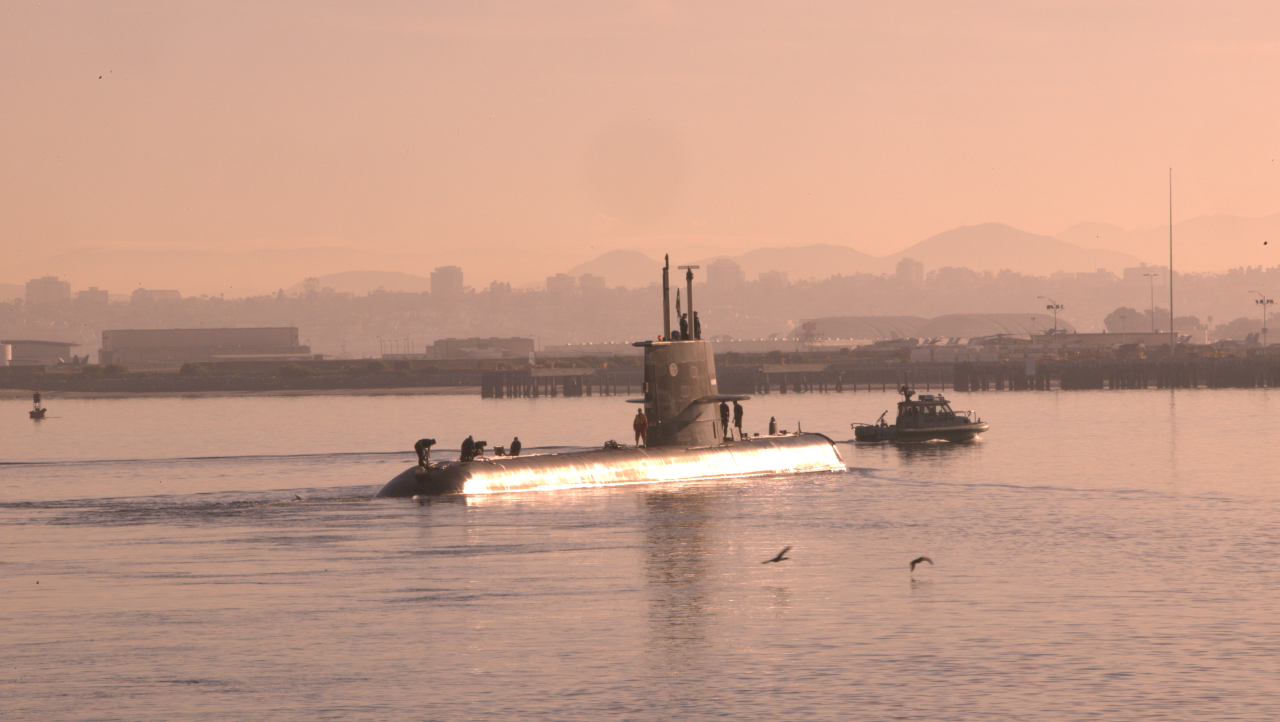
<box><xmin>375</xmin><ymin>259</ymin><xmax>846</xmax><ymax>497</ymax></box>
<box><xmin>852</xmin><ymin>386</ymin><xmax>989</xmax><ymax>443</ymax></box>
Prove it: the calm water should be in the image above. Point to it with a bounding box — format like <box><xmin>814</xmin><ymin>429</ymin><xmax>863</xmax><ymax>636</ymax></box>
<box><xmin>2</xmin><ymin>389</ymin><xmax>1277</xmax><ymax>721</ymax></box>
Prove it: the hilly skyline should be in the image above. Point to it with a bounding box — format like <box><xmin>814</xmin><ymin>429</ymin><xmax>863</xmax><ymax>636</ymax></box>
<box><xmin>6</xmin><ymin>212</ymin><xmax>1267</xmax><ymax>301</ymax></box>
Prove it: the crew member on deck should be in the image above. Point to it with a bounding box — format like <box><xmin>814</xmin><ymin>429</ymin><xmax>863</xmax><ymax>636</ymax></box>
<box><xmin>634</xmin><ymin>409</ymin><xmax>648</xmax><ymax>447</ymax></box>
<box><xmin>733</xmin><ymin>401</ymin><xmax>744</xmax><ymax>435</ymax></box>
<box><xmin>414</xmin><ymin>438</ymin><xmax>436</xmax><ymax>466</ymax></box>
<box><xmin>694</xmin><ymin>312</ymin><xmax>702</xmax><ymax>340</ymax></box>
<box><xmin>719</xmin><ymin>401</ymin><xmax>731</xmax><ymax>440</ymax></box>
<box><xmin>510</xmin><ymin>437</ymin><xmax>522</xmax><ymax>456</ymax></box>
<box><xmin>461</xmin><ymin>435</ymin><xmax>476</xmax><ymax>462</ymax></box>
<box><xmin>679</xmin><ymin>313</ymin><xmax>689</xmax><ymax>339</ymax></box>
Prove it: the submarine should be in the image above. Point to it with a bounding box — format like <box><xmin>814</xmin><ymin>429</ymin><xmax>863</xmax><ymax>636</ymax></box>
<box><xmin>375</xmin><ymin>258</ymin><xmax>847</xmax><ymax>497</ymax></box>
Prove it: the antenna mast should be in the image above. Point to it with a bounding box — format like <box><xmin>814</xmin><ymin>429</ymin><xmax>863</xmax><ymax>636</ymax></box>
<box><xmin>1169</xmin><ymin>168</ymin><xmax>1174</xmax><ymax>352</ymax></box>
<box><xmin>662</xmin><ymin>255</ymin><xmax>671</xmax><ymax>340</ymax></box>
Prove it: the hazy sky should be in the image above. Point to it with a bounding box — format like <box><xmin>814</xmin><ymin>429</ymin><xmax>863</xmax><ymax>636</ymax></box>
<box><xmin>2</xmin><ymin>1</ymin><xmax>1277</xmax><ymax>287</ymax></box>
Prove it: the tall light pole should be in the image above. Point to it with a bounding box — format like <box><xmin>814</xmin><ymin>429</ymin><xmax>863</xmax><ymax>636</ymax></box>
<box><xmin>1253</xmin><ymin>291</ymin><xmax>1274</xmax><ymax>347</ymax></box>
<box><xmin>1143</xmin><ymin>273</ymin><xmax>1158</xmax><ymax>332</ymax></box>
<box><xmin>1038</xmin><ymin>296</ymin><xmax>1063</xmax><ymax>333</ymax></box>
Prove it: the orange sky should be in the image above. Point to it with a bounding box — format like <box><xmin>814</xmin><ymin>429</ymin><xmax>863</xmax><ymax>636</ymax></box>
<box><xmin>2</xmin><ymin>1</ymin><xmax>1277</xmax><ymax>289</ymax></box>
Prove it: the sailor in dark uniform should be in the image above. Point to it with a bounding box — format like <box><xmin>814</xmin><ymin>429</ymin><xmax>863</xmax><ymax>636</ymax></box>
<box><xmin>461</xmin><ymin>435</ymin><xmax>476</xmax><ymax>462</ymax></box>
<box><xmin>719</xmin><ymin>401</ymin><xmax>731</xmax><ymax>439</ymax></box>
<box><xmin>679</xmin><ymin>313</ymin><xmax>689</xmax><ymax>340</ymax></box>
<box><xmin>733</xmin><ymin>401</ymin><xmax>744</xmax><ymax>435</ymax></box>
<box><xmin>414</xmin><ymin>438</ymin><xmax>436</xmax><ymax>467</ymax></box>
<box><xmin>510</xmin><ymin>437</ymin><xmax>522</xmax><ymax>456</ymax></box>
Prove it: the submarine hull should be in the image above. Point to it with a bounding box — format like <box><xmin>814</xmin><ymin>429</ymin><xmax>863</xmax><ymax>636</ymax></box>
<box><xmin>376</xmin><ymin>433</ymin><xmax>845</xmax><ymax>497</ymax></box>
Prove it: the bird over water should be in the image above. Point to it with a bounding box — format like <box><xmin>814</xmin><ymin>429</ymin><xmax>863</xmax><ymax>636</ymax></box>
<box><xmin>910</xmin><ymin>556</ymin><xmax>934</xmax><ymax>572</ymax></box>
<box><xmin>762</xmin><ymin>546</ymin><xmax>792</xmax><ymax>564</ymax></box>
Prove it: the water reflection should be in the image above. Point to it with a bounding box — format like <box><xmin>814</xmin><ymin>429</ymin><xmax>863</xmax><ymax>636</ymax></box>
<box><xmin>641</xmin><ymin>488</ymin><xmax>715</xmax><ymax>665</ymax></box>
<box><xmin>893</xmin><ymin>440</ymin><xmax>984</xmax><ymax>464</ymax></box>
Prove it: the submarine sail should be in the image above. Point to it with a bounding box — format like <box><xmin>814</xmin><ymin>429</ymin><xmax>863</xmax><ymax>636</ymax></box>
<box><xmin>375</xmin><ymin>257</ymin><xmax>845</xmax><ymax>497</ymax></box>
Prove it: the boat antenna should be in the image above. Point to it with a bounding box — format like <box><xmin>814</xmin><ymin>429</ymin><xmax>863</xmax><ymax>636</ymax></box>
<box><xmin>678</xmin><ymin>265</ymin><xmax>699</xmax><ymax>340</ymax></box>
<box><xmin>662</xmin><ymin>254</ymin><xmax>671</xmax><ymax>340</ymax></box>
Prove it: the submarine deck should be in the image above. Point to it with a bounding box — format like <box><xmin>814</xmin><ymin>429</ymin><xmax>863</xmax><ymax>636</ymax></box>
<box><xmin>376</xmin><ymin>433</ymin><xmax>845</xmax><ymax>497</ymax></box>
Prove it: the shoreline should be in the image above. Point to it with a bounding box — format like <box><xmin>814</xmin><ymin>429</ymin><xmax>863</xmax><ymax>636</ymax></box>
<box><xmin>0</xmin><ymin>386</ymin><xmax>480</xmax><ymax>400</ymax></box>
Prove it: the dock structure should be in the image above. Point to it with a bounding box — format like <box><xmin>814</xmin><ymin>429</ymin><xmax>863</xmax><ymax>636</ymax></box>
<box><xmin>714</xmin><ymin>357</ymin><xmax>1278</xmax><ymax>394</ymax></box>
<box><xmin>481</xmin><ymin>355</ymin><xmax>1279</xmax><ymax>397</ymax></box>
<box><xmin>480</xmin><ymin>368</ymin><xmax>643</xmax><ymax>398</ymax></box>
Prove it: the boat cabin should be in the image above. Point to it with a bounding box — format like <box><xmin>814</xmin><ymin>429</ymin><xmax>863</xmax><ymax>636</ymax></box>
<box><xmin>896</xmin><ymin>390</ymin><xmax>964</xmax><ymax>428</ymax></box>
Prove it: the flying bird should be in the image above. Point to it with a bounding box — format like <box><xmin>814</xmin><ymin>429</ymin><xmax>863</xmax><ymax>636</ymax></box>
<box><xmin>910</xmin><ymin>556</ymin><xmax>933</xmax><ymax>572</ymax></box>
<box><xmin>762</xmin><ymin>546</ymin><xmax>792</xmax><ymax>564</ymax></box>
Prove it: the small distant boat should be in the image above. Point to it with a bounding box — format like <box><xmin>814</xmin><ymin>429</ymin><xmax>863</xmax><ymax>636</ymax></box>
<box><xmin>29</xmin><ymin>392</ymin><xmax>46</xmax><ymax>419</ymax></box>
<box><xmin>852</xmin><ymin>386</ymin><xmax>988</xmax><ymax>443</ymax></box>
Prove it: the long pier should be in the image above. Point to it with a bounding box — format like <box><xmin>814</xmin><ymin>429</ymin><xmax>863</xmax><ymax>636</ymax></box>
<box><xmin>480</xmin><ymin>368</ymin><xmax>643</xmax><ymax>398</ymax></box>
<box><xmin>722</xmin><ymin>357</ymin><xmax>1279</xmax><ymax>394</ymax></box>
<box><xmin>480</xmin><ymin>356</ymin><xmax>1279</xmax><ymax>397</ymax></box>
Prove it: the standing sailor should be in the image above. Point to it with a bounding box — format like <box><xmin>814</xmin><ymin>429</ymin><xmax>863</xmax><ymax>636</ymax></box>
<box><xmin>719</xmin><ymin>401</ymin><xmax>731</xmax><ymax>440</ymax></box>
<box><xmin>461</xmin><ymin>435</ymin><xmax>476</xmax><ymax>462</ymax></box>
<box><xmin>633</xmin><ymin>409</ymin><xmax>648</xmax><ymax>447</ymax></box>
<box><xmin>510</xmin><ymin>437</ymin><xmax>522</xmax><ymax>456</ymax></box>
<box><xmin>733</xmin><ymin>401</ymin><xmax>744</xmax><ymax>435</ymax></box>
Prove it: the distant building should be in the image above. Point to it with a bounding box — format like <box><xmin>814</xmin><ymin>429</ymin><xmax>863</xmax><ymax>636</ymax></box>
<box><xmin>707</xmin><ymin>259</ymin><xmax>745</xmax><ymax>290</ymax></box>
<box><xmin>896</xmin><ymin>258</ymin><xmax>924</xmax><ymax>286</ymax></box>
<box><xmin>431</xmin><ymin>266</ymin><xmax>464</xmax><ymax>296</ymax></box>
<box><xmin>99</xmin><ymin>327</ymin><xmax>312</xmax><ymax>366</ymax></box>
<box><xmin>758</xmin><ymin>270</ymin><xmax>788</xmax><ymax>285</ymax></box>
<box><xmin>1034</xmin><ymin>332</ymin><xmax>1177</xmax><ymax>349</ymax></box>
<box><xmin>76</xmin><ymin>287</ymin><xmax>110</xmax><ymax>306</ymax></box>
<box><xmin>131</xmin><ymin>288</ymin><xmax>181</xmax><ymax>304</ymax></box>
<box><xmin>431</xmin><ymin>337</ymin><xmax>534</xmax><ymax>359</ymax></box>
<box><xmin>0</xmin><ymin>339</ymin><xmax>80</xmax><ymax>366</ymax></box>
<box><xmin>1122</xmin><ymin>264</ymin><xmax>1169</xmax><ymax>285</ymax></box>
<box><xmin>25</xmin><ymin>276</ymin><xmax>71</xmax><ymax>306</ymax></box>
<box><xmin>578</xmin><ymin>273</ymin><xmax>607</xmax><ymax>293</ymax></box>
<box><xmin>915</xmin><ymin>313</ymin><xmax>1075</xmax><ymax>338</ymax></box>
<box><xmin>1075</xmin><ymin>268</ymin><xmax>1117</xmax><ymax>284</ymax></box>
<box><xmin>546</xmin><ymin>273</ymin><xmax>577</xmax><ymax>296</ymax></box>
<box><xmin>791</xmin><ymin>316</ymin><xmax>929</xmax><ymax>341</ymax></box>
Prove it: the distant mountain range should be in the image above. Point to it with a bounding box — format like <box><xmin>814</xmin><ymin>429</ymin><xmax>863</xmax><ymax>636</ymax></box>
<box><xmin>1055</xmin><ymin>213</ymin><xmax>1278</xmax><ymax>273</ymax></box>
<box><xmin>5</xmin><ymin>214</ymin><xmax>1272</xmax><ymax>297</ymax></box>
<box><xmin>566</xmin><ymin>250</ymin><xmax>665</xmax><ymax>288</ymax></box>
<box><xmin>681</xmin><ymin>223</ymin><xmax>1139</xmax><ymax>284</ymax></box>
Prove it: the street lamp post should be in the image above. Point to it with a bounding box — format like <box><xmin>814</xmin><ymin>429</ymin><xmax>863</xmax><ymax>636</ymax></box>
<box><xmin>1254</xmin><ymin>291</ymin><xmax>1274</xmax><ymax>347</ymax></box>
<box><xmin>1038</xmin><ymin>296</ymin><xmax>1063</xmax><ymax>334</ymax></box>
<box><xmin>1143</xmin><ymin>273</ymin><xmax>1158</xmax><ymax>333</ymax></box>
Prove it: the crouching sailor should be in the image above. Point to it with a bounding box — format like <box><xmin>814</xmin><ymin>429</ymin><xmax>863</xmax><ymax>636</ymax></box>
<box><xmin>414</xmin><ymin>438</ymin><xmax>436</xmax><ymax>467</ymax></box>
